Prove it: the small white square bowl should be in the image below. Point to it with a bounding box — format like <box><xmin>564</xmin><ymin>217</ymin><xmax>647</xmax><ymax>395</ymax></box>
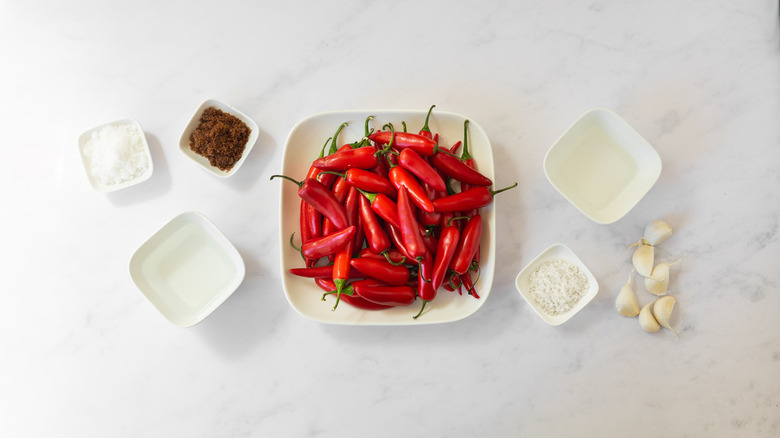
<box><xmin>179</xmin><ymin>99</ymin><xmax>259</xmax><ymax>178</ymax></box>
<box><xmin>78</xmin><ymin>118</ymin><xmax>153</xmax><ymax>192</ymax></box>
<box><xmin>129</xmin><ymin>211</ymin><xmax>245</xmax><ymax>327</ymax></box>
<box><xmin>515</xmin><ymin>244</ymin><xmax>599</xmax><ymax>326</ymax></box>
<box><xmin>544</xmin><ymin>108</ymin><xmax>662</xmax><ymax>224</ymax></box>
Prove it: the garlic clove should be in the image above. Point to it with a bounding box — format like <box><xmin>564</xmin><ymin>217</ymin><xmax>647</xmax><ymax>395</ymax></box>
<box><xmin>644</xmin><ymin>259</ymin><xmax>681</xmax><ymax>296</ymax></box>
<box><xmin>616</xmin><ymin>271</ymin><xmax>639</xmax><ymax>317</ymax></box>
<box><xmin>654</xmin><ymin>295</ymin><xmax>679</xmax><ymax>339</ymax></box>
<box><xmin>649</xmin><ymin>259</ymin><xmax>681</xmax><ymax>281</ymax></box>
<box><xmin>632</xmin><ymin>244</ymin><xmax>654</xmax><ymax>277</ymax></box>
<box><xmin>644</xmin><ymin>275</ymin><xmax>668</xmax><ymax>296</ymax></box>
<box><xmin>638</xmin><ymin>301</ymin><xmax>661</xmax><ymax>332</ymax></box>
<box><xmin>643</xmin><ymin>220</ymin><xmax>673</xmax><ymax>246</ymax></box>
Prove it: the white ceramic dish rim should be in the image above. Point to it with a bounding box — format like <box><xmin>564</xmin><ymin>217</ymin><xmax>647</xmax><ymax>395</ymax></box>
<box><xmin>278</xmin><ymin>109</ymin><xmax>496</xmax><ymax>325</ymax></box>
<box><xmin>543</xmin><ymin>108</ymin><xmax>662</xmax><ymax>224</ymax></box>
<box><xmin>514</xmin><ymin>243</ymin><xmax>599</xmax><ymax>326</ymax></box>
<box><xmin>77</xmin><ymin>118</ymin><xmax>153</xmax><ymax>192</ymax></box>
<box><xmin>178</xmin><ymin>99</ymin><xmax>259</xmax><ymax>178</ymax></box>
<box><xmin>129</xmin><ymin>211</ymin><xmax>246</xmax><ymax>327</ymax></box>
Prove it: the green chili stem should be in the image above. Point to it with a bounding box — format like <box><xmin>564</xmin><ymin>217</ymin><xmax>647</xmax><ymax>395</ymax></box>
<box><xmin>460</xmin><ymin>120</ymin><xmax>473</xmax><ymax>161</ymax></box>
<box><xmin>318</xmin><ymin>137</ymin><xmax>332</xmax><ymax>159</ymax></box>
<box><xmin>356</xmin><ymin>189</ymin><xmax>376</xmax><ymax>203</ymax></box>
<box><xmin>381</xmin><ymin>250</ymin><xmax>406</xmax><ymax>266</ymax></box>
<box><xmin>447</xmin><ymin>216</ymin><xmax>470</xmax><ymax>227</ymax></box>
<box><xmin>413</xmin><ymin>300</ymin><xmax>428</xmax><ymax>319</ymax></box>
<box><xmin>364</xmin><ymin>115</ymin><xmax>375</xmax><ymax>137</ymax></box>
<box><xmin>421</xmin><ymin>104</ymin><xmax>436</xmax><ymax>134</ymax></box>
<box><xmin>270</xmin><ymin>174</ymin><xmax>303</xmax><ymax>187</ymax></box>
<box><xmin>289</xmin><ymin>233</ymin><xmax>304</xmax><ymax>262</ymax></box>
<box><xmin>328</xmin><ymin>122</ymin><xmax>349</xmax><ymax>154</ymax></box>
<box><xmin>491</xmin><ymin>182</ymin><xmax>518</xmax><ymax>196</ymax></box>
<box><xmin>319</xmin><ymin>170</ymin><xmax>346</xmax><ymax>179</ymax></box>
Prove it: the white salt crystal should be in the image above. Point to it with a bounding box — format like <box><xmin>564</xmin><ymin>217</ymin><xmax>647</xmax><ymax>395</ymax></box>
<box><xmin>83</xmin><ymin>123</ymin><xmax>149</xmax><ymax>187</ymax></box>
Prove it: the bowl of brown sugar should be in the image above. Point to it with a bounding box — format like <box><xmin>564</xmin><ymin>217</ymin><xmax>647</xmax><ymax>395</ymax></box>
<box><xmin>179</xmin><ymin>99</ymin><xmax>259</xmax><ymax>178</ymax></box>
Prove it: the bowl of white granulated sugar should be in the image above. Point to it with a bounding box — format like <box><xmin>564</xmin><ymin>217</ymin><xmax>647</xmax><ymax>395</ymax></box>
<box><xmin>515</xmin><ymin>244</ymin><xmax>599</xmax><ymax>326</ymax></box>
<box><xmin>78</xmin><ymin>119</ymin><xmax>153</xmax><ymax>192</ymax></box>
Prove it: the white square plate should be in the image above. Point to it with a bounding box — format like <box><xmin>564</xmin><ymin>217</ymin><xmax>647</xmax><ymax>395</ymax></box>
<box><xmin>179</xmin><ymin>99</ymin><xmax>259</xmax><ymax>178</ymax></box>
<box><xmin>129</xmin><ymin>211</ymin><xmax>245</xmax><ymax>327</ymax></box>
<box><xmin>278</xmin><ymin>109</ymin><xmax>496</xmax><ymax>325</ymax></box>
<box><xmin>515</xmin><ymin>243</ymin><xmax>599</xmax><ymax>326</ymax></box>
<box><xmin>77</xmin><ymin>118</ymin><xmax>153</xmax><ymax>192</ymax></box>
<box><xmin>544</xmin><ymin>108</ymin><xmax>662</xmax><ymax>224</ymax></box>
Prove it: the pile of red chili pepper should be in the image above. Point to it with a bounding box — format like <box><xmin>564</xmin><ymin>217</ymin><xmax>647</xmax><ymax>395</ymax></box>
<box><xmin>272</xmin><ymin>106</ymin><xmax>516</xmax><ymax>319</ymax></box>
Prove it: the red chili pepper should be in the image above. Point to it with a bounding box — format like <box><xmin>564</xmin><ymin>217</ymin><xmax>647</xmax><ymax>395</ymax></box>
<box><xmin>397</xmin><ymin>186</ymin><xmax>426</xmax><ymax>260</ymax></box>
<box><xmin>450</xmin><ymin>215</ymin><xmax>482</xmax><ymax>275</ymax></box>
<box><xmin>442</xmin><ymin>271</ymin><xmax>462</xmax><ymax>293</ymax></box>
<box><xmin>359</xmin><ymin>194</ymin><xmax>391</xmax><ymax>254</ymax></box>
<box><xmin>341</xmin><ymin>293</ymin><xmax>395</xmax><ymax>310</ymax></box>
<box><xmin>358</xmin><ymin>247</ymin><xmax>407</xmax><ymax>265</ymax></box>
<box><xmin>430</xmin><ymin>150</ymin><xmax>493</xmax><ymax>187</ymax></box>
<box><xmin>289</xmin><ymin>265</ymin><xmax>363</xmax><ymax>279</ymax></box>
<box><xmin>350</xmin><ymin>257</ymin><xmax>410</xmax><ymax>286</ymax></box>
<box><xmin>321</xmin><ymin>217</ymin><xmax>338</xmax><ymax>238</ymax></box>
<box><xmin>353</xmin><ymin>283</ymin><xmax>416</xmax><ymax>307</ymax></box>
<box><xmin>369</xmin><ymin>131</ymin><xmax>437</xmax><ymax>156</ymax></box>
<box><xmin>418</xmin><ymin>182</ymin><xmax>443</xmax><ymax>227</ymax></box>
<box><xmin>386</xmin><ymin>224</ymin><xmax>413</xmax><ymax>261</ymax></box>
<box><xmin>299</xmin><ymin>199</ymin><xmax>313</xmax><ymax>245</ymax></box>
<box><xmin>303</xmin><ymin>201</ymin><xmax>322</xmax><ymax>241</ymax></box>
<box><xmin>448</xmin><ymin>140</ymin><xmax>462</xmax><ymax>155</ymax></box>
<box><xmin>271</xmin><ymin>175</ymin><xmax>349</xmax><ymax>230</ymax></box>
<box><xmin>312</xmin><ymin>146</ymin><xmax>378</xmax><ymax>171</ymax></box>
<box><xmin>398</xmin><ymin>148</ymin><xmax>446</xmax><ymax>192</ymax></box>
<box><xmin>418</xmin><ymin>104</ymin><xmax>436</xmax><ymax>139</ymax></box>
<box><xmin>329</xmin><ymin>168</ymin><xmax>397</xmax><ymax>199</ymax></box>
<box><xmin>301</xmin><ymin>225</ymin><xmax>356</xmax><ymax>260</ymax></box>
<box><xmin>315</xmin><ymin>124</ymin><xmax>350</xmax><ymax>188</ymax></box>
<box><xmin>344</xmin><ymin>186</ymin><xmax>364</xmax><ymax>253</ymax></box>
<box><xmin>460</xmin><ymin>272</ymin><xmax>479</xmax><ymax>299</ymax></box>
<box><xmin>314</xmin><ymin>278</ymin><xmax>393</xmax><ymax>310</ymax></box>
<box><xmin>431</xmin><ymin>223</ymin><xmax>460</xmax><ymax>291</ymax></box>
<box><xmin>331</xmin><ymin>174</ymin><xmax>350</xmax><ymax>204</ymax></box>
<box><xmin>432</xmin><ymin>183</ymin><xmax>518</xmax><ymax>213</ymax></box>
<box><xmin>413</xmin><ymin>251</ymin><xmax>435</xmax><ymax>319</ymax></box>
<box><xmin>389</xmin><ymin>166</ymin><xmax>435</xmax><ymax>213</ymax></box>
<box><xmin>331</xmin><ymin>239</ymin><xmax>353</xmax><ymax>309</ymax></box>
<box><xmin>358</xmin><ymin>190</ymin><xmax>400</xmax><ymax>230</ymax></box>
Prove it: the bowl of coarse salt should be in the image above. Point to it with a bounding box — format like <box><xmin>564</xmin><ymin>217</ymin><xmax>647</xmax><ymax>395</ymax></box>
<box><xmin>78</xmin><ymin>119</ymin><xmax>153</xmax><ymax>192</ymax></box>
<box><xmin>515</xmin><ymin>244</ymin><xmax>599</xmax><ymax>326</ymax></box>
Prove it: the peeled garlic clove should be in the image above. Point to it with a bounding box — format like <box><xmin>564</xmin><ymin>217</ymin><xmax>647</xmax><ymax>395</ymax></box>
<box><xmin>654</xmin><ymin>295</ymin><xmax>679</xmax><ymax>339</ymax></box>
<box><xmin>632</xmin><ymin>244</ymin><xmax>654</xmax><ymax>277</ymax></box>
<box><xmin>645</xmin><ymin>275</ymin><xmax>668</xmax><ymax>296</ymax></box>
<box><xmin>616</xmin><ymin>271</ymin><xmax>639</xmax><ymax>317</ymax></box>
<box><xmin>638</xmin><ymin>301</ymin><xmax>661</xmax><ymax>332</ymax></box>
<box><xmin>643</xmin><ymin>220</ymin><xmax>673</xmax><ymax>246</ymax></box>
<box><xmin>644</xmin><ymin>259</ymin><xmax>681</xmax><ymax>296</ymax></box>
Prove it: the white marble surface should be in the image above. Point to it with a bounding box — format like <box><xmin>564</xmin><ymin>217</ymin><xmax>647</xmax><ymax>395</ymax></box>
<box><xmin>2</xmin><ymin>0</ymin><xmax>779</xmax><ymax>436</ymax></box>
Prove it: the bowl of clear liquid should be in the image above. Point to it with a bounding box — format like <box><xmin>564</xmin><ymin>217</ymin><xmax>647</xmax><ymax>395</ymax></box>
<box><xmin>129</xmin><ymin>211</ymin><xmax>245</xmax><ymax>327</ymax></box>
<box><xmin>543</xmin><ymin>108</ymin><xmax>662</xmax><ymax>224</ymax></box>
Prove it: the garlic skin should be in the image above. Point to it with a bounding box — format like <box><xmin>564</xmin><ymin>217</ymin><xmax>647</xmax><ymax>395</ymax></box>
<box><xmin>654</xmin><ymin>295</ymin><xmax>679</xmax><ymax>338</ymax></box>
<box><xmin>638</xmin><ymin>302</ymin><xmax>661</xmax><ymax>332</ymax></box>
<box><xmin>616</xmin><ymin>271</ymin><xmax>639</xmax><ymax>317</ymax></box>
<box><xmin>632</xmin><ymin>244</ymin><xmax>654</xmax><ymax>277</ymax></box>
<box><xmin>643</xmin><ymin>220</ymin><xmax>673</xmax><ymax>246</ymax></box>
<box><xmin>644</xmin><ymin>259</ymin><xmax>681</xmax><ymax>296</ymax></box>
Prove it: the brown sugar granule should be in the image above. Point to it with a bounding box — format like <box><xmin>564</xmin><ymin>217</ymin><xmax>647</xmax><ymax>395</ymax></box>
<box><xmin>189</xmin><ymin>107</ymin><xmax>251</xmax><ymax>172</ymax></box>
